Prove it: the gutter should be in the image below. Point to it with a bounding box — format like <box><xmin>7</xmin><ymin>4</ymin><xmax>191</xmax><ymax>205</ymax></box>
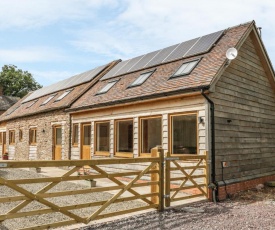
<box><xmin>66</xmin><ymin>85</ymin><xmax>210</xmax><ymax>113</ymax></box>
<box><xmin>201</xmin><ymin>88</ymin><xmax>218</xmax><ymax>202</ymax></box>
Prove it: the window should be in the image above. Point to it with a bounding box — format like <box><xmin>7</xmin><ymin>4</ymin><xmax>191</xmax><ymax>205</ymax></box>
<box><xmin>171</xmin><ymin>59</ymin><xmax>200</xmax><ymax>78</ymax></box>
<box><xmin>55</xmin><ymin>127</ymin><xmax>62</xmax><ymax>145</ymax></box>
<box><xmin>171</xmin><ymin>114</ymin><xmax>197</xmax><ymax>154</ymax></box>
<box><xmin>129</xmin><ymin>70</ymin><xmax>154</xmax><ymax>87</ymax></box>
<box><xmin>9</xmin><ymin>130</ymin><xmax>15</xmax><ymax>145</ymax></box>
<box><xmin>27</xmin><ymin>100</ymin><xmax>38</xmax><ymax>108</ymax></box>
<box><xmin>116</xmin><ymin>120</ymin><xmax>133</xmax><ymax>154</ymax></box>
<box><xmin>55</xmin><ymin>89</ymin><xmax>73</xmax><ymax>102</ymax></box>
<box><xmin>83</xmin><ymin>124</ymin><xmax>91</xmax><ymax>145</ymax></box>
<box><xmin>95</xmin><ymin>122</ymin><xmax>110</xmax><ymax>154</ymax></box>
<box><xmin>6</xmin><ymin>105</ymin><xmax>20</xmax><ymax>115</ymax></box>
<box><xmin>140</xmin><ymin>117</ymin><xmax>162</xmax><ymax>154</ymax></box>
<box><xmin>19</xmin><ymin>129</ymin><xmax>23</xmax><ymax>141</ymax></box>
<box><xmin>41</xmin><ymin>94</ymin><xmax>56</xmax><ymax>106</ymax></box>
<box><xmin>97</xmin><ymin>80</ymin><xmax>118</xmax><ymax>94</ymax></box>
<box><xmin>29</xmin><ymin>128</ymin><xmax>37</xmax><ymax>145</ymax></box>
<box><xmin>72</xmin><ymin>124</ymin><xmax>79</xmax><ymax>146</ymax></box>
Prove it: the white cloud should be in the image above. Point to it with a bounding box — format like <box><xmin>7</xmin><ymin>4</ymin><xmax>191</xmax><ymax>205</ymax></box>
<box><xmin>0</xmin><ymin>46</ymin><xmax>66</xmax><ymax>63</ymax></box>
<box><xmin>0</xmin><ymin>0</ymin><xmax>116</xmax><ymax>29</ymax></box>
<box><xmin>69</xmin><ymin>0</ymin><xmax>275</xmax><ymax>62</ymax></box>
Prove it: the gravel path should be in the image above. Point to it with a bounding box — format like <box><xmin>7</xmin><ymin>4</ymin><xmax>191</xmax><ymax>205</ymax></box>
<box><xmin>0</xmin><ymin>169</ymin><xmax>144</xmax><ymax>230</ymax></box>
<box><xmin>79</xmin><ymin>199</ymin><xmax>275</xmax><ymax>230</ymax></box>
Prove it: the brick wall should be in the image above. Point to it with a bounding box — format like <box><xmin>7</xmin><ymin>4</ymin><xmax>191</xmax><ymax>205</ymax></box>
<box><xmin>208</xmin><ymin>174</ymin><xmax>275</xmax><ymax>201</ymax></box>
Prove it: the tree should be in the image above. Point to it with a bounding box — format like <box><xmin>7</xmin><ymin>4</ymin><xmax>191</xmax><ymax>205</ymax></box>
<box><xmin>0</xmin><ymin>65</ymin><xmax>42</xmax><ymax>98</ymax></box>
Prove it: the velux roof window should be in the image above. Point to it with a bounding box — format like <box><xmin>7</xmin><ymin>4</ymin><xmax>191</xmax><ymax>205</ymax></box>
<box><xmin>41</xmin><ymin>94</ymin><xmax>56</xmax><ymax>106</ymax></box>
<box><xmin>171</xmin><ymin>59</ymin><xmax>200</xmax><ymax>78</ymax></box>
<box><xmin>27</xmin><ymin>99</ymin><xmax>38</xmax><ymax>108</ymax></box>
<box><xmin>128</xmin><ymin>70</ymin><xmax>154</xmax><ymax>88</ymax></box>
<box><xmin>55</xmin><ymin>89</ymin><xmax>73</xmax><ymax>102</ymax></box>
<box><xmin>6</xmin><ymin>105</ymin><xmax>20</xmax><ymax>116</ymax></box>
<box><xmin>97</xmin><ymin>80</ymin><xmax>118</xmax><ymax>95</ymax></box>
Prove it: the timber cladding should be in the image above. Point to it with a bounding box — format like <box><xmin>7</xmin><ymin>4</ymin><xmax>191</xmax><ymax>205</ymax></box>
<box><xmin>4</xmin><ymin>110</ymin><xmax>70</xmax><ymax>160</ymax></box>
<box><xmin>211</xmin><ymin>34</ymin><xmax>275</xmax><ymax>183</ymax></box>
<box><xmin>71</xmin><ymin>95</ymin><xmax>208</xmax><ymax>159</ymax></box>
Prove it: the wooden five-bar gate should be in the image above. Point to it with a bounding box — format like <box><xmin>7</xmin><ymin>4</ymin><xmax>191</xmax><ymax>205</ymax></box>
<box><xmin>0</xmin><ymin>148</ymin><xmax>208</xmax><ymax>230</ymax></box>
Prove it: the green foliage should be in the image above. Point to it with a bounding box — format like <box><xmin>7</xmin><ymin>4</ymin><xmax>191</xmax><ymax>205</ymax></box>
<box><xmin>0</xmin><ymin>65</ymin><xmax>42</xmax><ymax>98</ymax></box>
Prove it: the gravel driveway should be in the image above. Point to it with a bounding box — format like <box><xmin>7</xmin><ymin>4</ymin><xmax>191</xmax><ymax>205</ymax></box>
<box><xmin>1</xmin><ymin>169</ymin><xmax>274</xmax><ymax>230</ymax></box>
<box><xmin>79</xmin><ymin>187</ymin><xmax>275</xmax><ymax>230</ymax></box>
<box><xmin>0</xmin><ymin>169</ymin><xmax>144</xmax><ymax>230</ymax></box>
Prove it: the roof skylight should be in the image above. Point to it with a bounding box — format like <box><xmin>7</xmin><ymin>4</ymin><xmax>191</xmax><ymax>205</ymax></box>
<box><xmin>55</xmin><ymin>89</ymin><xmax>73</xmax><ymax>102</ymax></box>
<box><xmin>41</xmin><ymin>94</ymin><xmax>56</xmax><ymax>106</ymax></box>
<box><xmin>27</xmin><ymin>100</ymin><xmax>38</xmax><ymax>108</ymax></box>
<box><xmin>6</xmin><ymin>105</ymin><xmax>20</xmax><ymax>116</ymax></box>
<box><xmin>97</xmin><ymin>80</ymin><xmax>118</xmax><ymax>95</ymax></box>
<box><xmin>171</xmin><ymin>59</ymin><xmax>200</xmax><ymax>78</ymax></box>
<box><xmin>128</xmin><ymin>70</ymin><xmax>154</xmax><ymax>88</ymax></box>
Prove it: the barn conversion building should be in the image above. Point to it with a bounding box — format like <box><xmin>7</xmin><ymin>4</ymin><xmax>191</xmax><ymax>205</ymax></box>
<box><xmin>0</xmin><ymin>21</ymin><xmax>274</xmax><ymax>200</ymax></box>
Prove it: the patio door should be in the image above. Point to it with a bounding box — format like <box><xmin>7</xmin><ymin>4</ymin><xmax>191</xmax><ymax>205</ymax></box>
<box><xmin>81</xmin><ymin>124</ymin><xmax>91</xmax><ymax>159</ymax></box>
<box><xmin>53</xmin><ymin>126</ymin><xmax>62</xmax><ymax>160</ymax></box>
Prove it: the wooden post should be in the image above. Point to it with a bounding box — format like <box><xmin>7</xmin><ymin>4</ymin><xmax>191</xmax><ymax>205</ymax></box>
<box><xmin>158</xmin><ymin>147</ymin><xmax>165</xmax><ymax>212</ymax></box>
<box><xmin>151</xmin><ymin>147</ymin><xmax>159</xmax><ymax>204</ymax></box>
<box><xmin>165</xmin><ymin>151</ymin><xmax>171</xmax><ymax>207</ymax></box>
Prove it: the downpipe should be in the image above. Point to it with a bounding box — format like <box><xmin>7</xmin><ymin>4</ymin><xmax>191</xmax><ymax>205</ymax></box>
<box><xmin>201</xmin><ymin>88</ymin><xmax>219</xmax><ymax>202</ymax></box>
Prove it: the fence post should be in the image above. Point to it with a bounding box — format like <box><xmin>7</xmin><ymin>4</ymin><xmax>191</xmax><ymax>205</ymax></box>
<box><xmin>165</xmin><ymin>151</ymin><xmax>171</xmax><ymax>207</ymax></box>
<box><xmin>158</xmin><ymin>147</ymin><xmax>165</xmax><ymax>212</ymax></box>
<box><xmin>151</xmin><ymin>147</ymin><xmax>159</xmax><ymax>205</ymax></box>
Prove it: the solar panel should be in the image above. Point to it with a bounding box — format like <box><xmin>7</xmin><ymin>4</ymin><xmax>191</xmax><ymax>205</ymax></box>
<box><xmin>101</xmin><ymin>61</ymin><xmax>129</xmax><ymax>81</ymax></box>
<box><xmin>163</xmin><ymin>38</ymin><xmax>199</xmax><ymax>63</ymax></box>
<box><xmin>145</xmin><ymin>44</ymin><xmax>179</xmax><ymax>67</ymax></box>
<box><xmin>129</xmin><ymin>50</ymin><xmax>160</xmax><ymax>72</ymax></box>
<box><xmin>22</xmin><ymin>64</ymin><xmax>108</xmax><ymax>103</ymax></box>
<box><xmin>115</xmin><ymin>55</ymin><xmax>145</xmax><ymax>76</ymax></box>
<box><xmin>184</xmin><ymin>30</ymin><xmax>223</xmax><ymax>57</ymax></box>
<box><xmin>101</xmin><ymin>29</ymin><xmax>224</xmax><ymax>81</ymax></box>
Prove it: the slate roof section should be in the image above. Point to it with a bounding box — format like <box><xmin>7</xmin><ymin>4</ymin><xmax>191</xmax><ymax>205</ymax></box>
<box><xmin>69</xmin><ymin>22</ymin><xmax>253</xmax><ymax>111</ymax></box>
<box><xmin>0</xmin><ymin>95</ymin><xmax>19</xmax><ymax>111</ymax></box>
<box><xmin>0</xmin><ymin>60</ymin><xmax>120</xmax><ymax>121</ymax></box>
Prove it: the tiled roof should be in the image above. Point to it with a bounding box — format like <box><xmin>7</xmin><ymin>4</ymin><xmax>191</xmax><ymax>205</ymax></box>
<box><xmin>69</xmin><ymin>22</ymin><xmax>253</xmax><ymax>111</ymax></box>
<box><xmin>0</xmin><ymin>60</ymin><xmax>119</xmax><ymax>121</ymax></box>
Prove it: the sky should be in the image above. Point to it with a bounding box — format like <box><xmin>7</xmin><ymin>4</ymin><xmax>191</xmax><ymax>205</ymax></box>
<box><xmin>0</xmin><ymin>0</ymin><xmax>275</xmax><ymax>87</ymax></box>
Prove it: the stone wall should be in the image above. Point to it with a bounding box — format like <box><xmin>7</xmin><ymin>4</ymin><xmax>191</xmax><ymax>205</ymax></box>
<box><xmin>4</xmin><ymin>110</ymin><xmax>70</xmax><ymax>160</ymax></box>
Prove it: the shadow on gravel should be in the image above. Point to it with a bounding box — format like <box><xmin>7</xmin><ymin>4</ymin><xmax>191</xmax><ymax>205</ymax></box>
<box><xmin>80</xmin><ymin>201</ymin><xmax>235</xmax><ymax>230</ymax></box>
<box><xmin>0</xmin><ymin>170</ymin><xmax>8</xmax><ymax>177</ymax></box>
<box><xmin>0</xmin><ymin>223</ymin><xmax>9</xmax><ymax>230</ymax></box>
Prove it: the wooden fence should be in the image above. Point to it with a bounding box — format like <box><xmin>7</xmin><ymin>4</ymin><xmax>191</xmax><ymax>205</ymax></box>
<box><xmin>0</xmin><ymin>148</ymin><xmax>207</xmax><ymax>229</ymax></box>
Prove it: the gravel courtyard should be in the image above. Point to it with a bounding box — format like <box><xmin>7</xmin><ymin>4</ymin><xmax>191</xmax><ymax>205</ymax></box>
<box><xmin>0</xmin><ymin>168</ymin><xmax>274</xmax><ymax>230</ymax></box>
<box><xmin>80</xmin><ymin>186</ymin><xmax>275</xmax><ymax>230</ymax></box>
<box><xmin>81</xmin><ymin>188</ymin><xmax>275</xmax><ymax>230</ymax></box>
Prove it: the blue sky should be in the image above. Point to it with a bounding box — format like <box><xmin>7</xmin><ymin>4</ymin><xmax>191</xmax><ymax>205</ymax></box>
<box><xmin>0</xmin><ymin>0</ymin><xmax>275</xmax><ymax>87</ymax></box>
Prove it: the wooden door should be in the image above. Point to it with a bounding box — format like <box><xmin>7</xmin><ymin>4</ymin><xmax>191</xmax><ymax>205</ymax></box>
<box><xmin>81</xmin><ymin>124</ymin><xmax>91</xmax><ymax>159</ymax></box>
<box><xmin>53</xmin><ymin>126</ymin><xmax>62</xmax><ymax>160</ymax></box>
<box><xmin>2</xmin><ymin>132</ymin><xmax>6</xmax><ymax>154</ymax></box>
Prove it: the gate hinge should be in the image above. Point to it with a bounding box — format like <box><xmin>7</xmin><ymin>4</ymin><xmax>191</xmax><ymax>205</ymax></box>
<box><xmin>163</xmin><ymin>194</ymin><xmax>170</xmax><ymax>198</ymax></box>
<box><xmin>165</xmin><ymin>157</ymin><xmax>179</xmax><ymax>161</ymax></box>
